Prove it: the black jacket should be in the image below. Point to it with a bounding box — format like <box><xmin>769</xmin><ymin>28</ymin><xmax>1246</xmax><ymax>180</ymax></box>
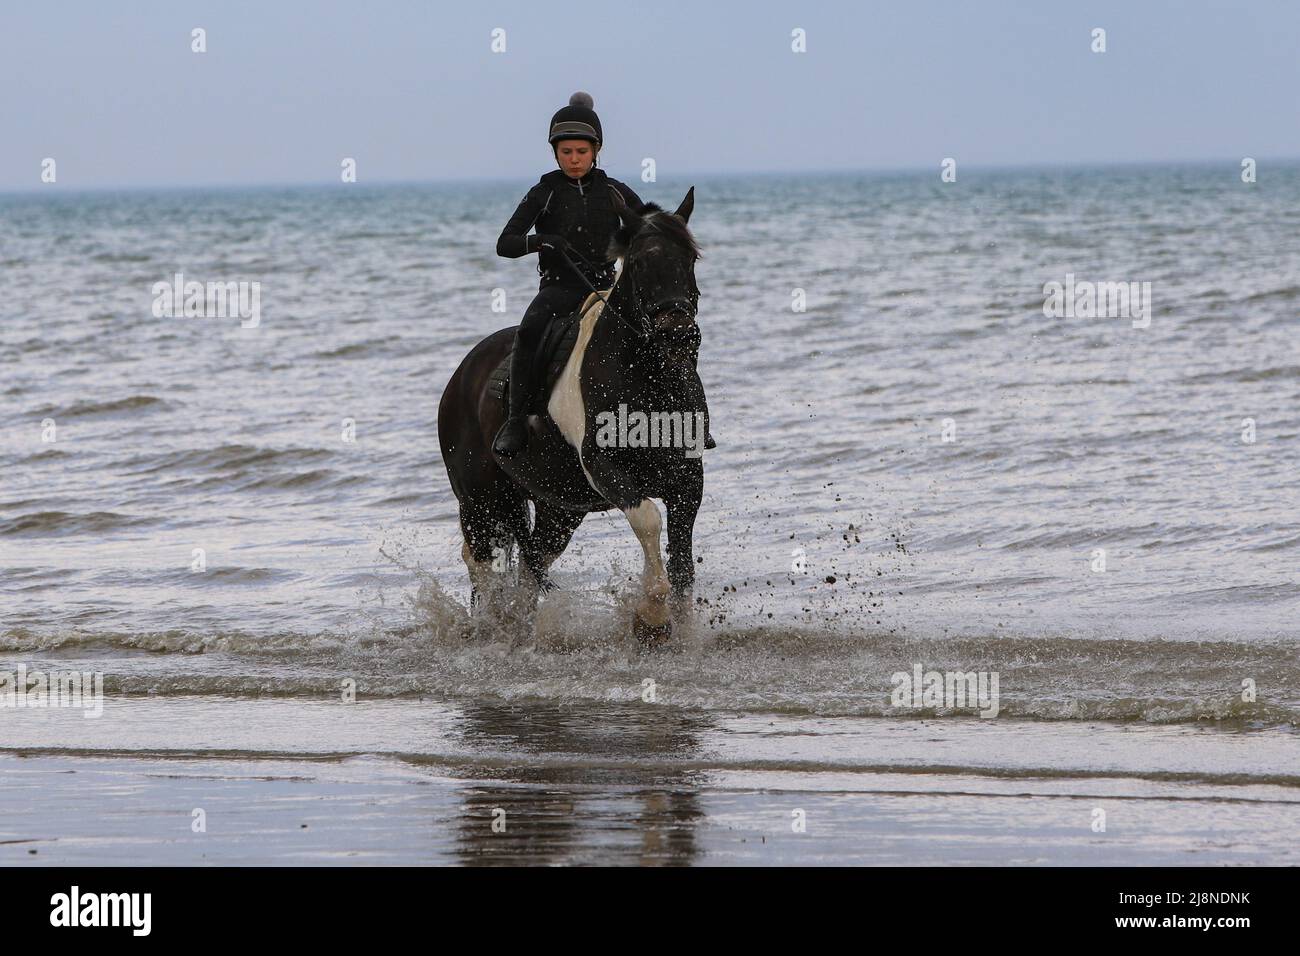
<box><xmin>497</xmin><ymin>168</ymin><xmax>645</xmax><ymax>289</ymax></box>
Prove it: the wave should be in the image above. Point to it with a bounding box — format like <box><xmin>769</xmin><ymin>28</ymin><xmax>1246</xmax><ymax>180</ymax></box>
<box><xmin>1244</xmin><ymin>533</ymin><xmax>1300</xmax><ymax>553</ymax></box>
<box><xmin>159</xmin><ymin>567</ymin><xmax>303</xmax><ymax>586</ymax></box>
<box><xmin>1181</xmin><ymin>365</ymin><xmax>1300</xmax><ymax>385</ymax></box>
<box><xmin>3</xmin><ymin>594</ymin><xmax>1297</xmax><ymax>727</ymax></box>
<box><xmin>1172</xmin><ymin>583</ymin><xmax>1299</xmax><ymax>605</ymax></box>
<box><xmin>0</xmin><ymin>510</ymin><xmax>156</xmax><ymax>537</ymax></box>
<box><xmin>2</xmin><ymin>744</ymin><xmax>1297</xmax><ymax>789</ymax></box>
<box><xmin>25</xmin><ymin>395</ymin><xmax>169</xmax><ymax>419</ymax></box>
<box><xmin>237</xmin><ymin>469</ymin><xmax>365</xmax><ymax>491</ymax></box>
<box><xmin>310</xmin><ymin>336</ymin><xmax>402</xmax><ymax>360</ymax></box>
<box><xmin>89</xmin><ymin>251</ymin><xmax>153</xmax><ymax>264</ymax></box>
<box><xmin>0</xmin><ymin>671</ymin><xmax>1290</xmax><ymax>728</ymax></box>
<box><xmin>114</xmin><ymin>443</ymin><xmax>334</xmax><ymax>475</ymax></box>
<box><xmin>1242</xmin><ymin>285</ymin><xmax>1300</xmax><ymax>303</ymax></box>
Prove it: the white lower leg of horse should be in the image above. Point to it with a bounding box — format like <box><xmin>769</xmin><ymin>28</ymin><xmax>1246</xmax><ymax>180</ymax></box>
<box><xmin>623</xmin><ymin>500</ymin><xmax>669</xmax><ymax>623</ymax></box>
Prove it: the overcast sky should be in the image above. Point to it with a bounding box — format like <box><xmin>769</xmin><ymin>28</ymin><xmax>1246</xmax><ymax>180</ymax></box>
<box><xmin>2</xmin><ymin>0</ymin><xmax>1297</xmax><ymax>190</ymax></box>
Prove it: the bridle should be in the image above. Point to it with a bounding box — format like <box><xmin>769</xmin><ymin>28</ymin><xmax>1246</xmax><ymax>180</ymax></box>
<box><xmin>556</xmin><ymin>224</ymin><xmax>699</xmax><ymax>343</ymax></box>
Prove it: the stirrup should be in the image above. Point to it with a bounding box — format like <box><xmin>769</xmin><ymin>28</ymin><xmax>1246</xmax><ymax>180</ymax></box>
<box><xmin>493</xmin><ymin>417</ymin><xmax>529</xmax><ymax>456</ymax></box>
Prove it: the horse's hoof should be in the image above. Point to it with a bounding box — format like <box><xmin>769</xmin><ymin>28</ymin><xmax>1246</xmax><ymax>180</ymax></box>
<box><xmin>634</xmin><ymin>614</ymin><xmax>672</xmax><ymax>648</ymax></box>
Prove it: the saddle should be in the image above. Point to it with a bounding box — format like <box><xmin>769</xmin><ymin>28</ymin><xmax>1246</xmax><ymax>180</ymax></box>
<box><xmin>487</xmin><ymin>295</ymin><xmax>596</xmax><ymax>414</ymax></box>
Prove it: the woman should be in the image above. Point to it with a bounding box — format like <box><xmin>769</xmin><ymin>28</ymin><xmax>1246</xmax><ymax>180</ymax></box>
<box><xmin>492</xmin><ymin>91</ymin><xmax>713</xmax><ymax>456</ymax></box>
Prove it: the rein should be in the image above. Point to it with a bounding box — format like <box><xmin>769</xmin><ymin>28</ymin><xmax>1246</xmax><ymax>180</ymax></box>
<box><xmin>556</xmin><ymin>246</ymin><xmax>650</xmax><ymax>339</ymax></box>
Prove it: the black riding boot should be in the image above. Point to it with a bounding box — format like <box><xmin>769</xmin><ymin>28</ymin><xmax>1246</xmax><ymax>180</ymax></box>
<box><xmin>492</xmin><ymin>340</ymin><xmax>534</xmax><ymax>457</ymax></box>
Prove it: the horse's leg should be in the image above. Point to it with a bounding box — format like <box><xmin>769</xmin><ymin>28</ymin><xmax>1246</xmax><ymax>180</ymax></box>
<box><xmin>460</xmin><ymin>539</ymin><xmax>493</xmax><ymax>610</ymax></box>
<box><xmin>519</xmin><ymin>502</ymin><xmax>586</xmax><ymax>592</ymax></box>
<box><xmin>665</xmin><ymin>477</ymin><xmax>702</xmax><ymax>610</ymax></box>
<box><xmin>459</xmin><ymin>490</ymin><xmax>528</xmax><ymax>611</ymax></box>
<box><xmin>459</xmin><ymin>500</ymin><xmax>503</xmax><ymax>610</ymax></box>
<box><xmin>576</xmin><ymin>448</ymin><xmax>671</xmax><ymax>642</ymax></box>
<box><xmin>623</xmin><ymin>499</ymin><xmax>672</xmax><ymax>641</ymax></box>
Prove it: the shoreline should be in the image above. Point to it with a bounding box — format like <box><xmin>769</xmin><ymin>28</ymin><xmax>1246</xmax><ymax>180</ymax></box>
<box><xmin>5</xmin><ymin>750</ymin><xmax>1297</xmax><ymax>866</ymax></box>
<box><xmin>3</xmin><ymin>698</ymin><xmax>1297</xmax><ymax>866</ymax></box>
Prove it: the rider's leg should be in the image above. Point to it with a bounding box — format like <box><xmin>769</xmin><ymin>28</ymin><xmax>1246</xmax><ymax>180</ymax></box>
<box><xmin>493</xmin><ymin>285</ymin><xmax>587</xmax><ymax>457</ymax></box>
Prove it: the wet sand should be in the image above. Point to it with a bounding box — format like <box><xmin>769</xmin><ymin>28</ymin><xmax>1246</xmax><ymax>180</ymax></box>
<box><xmin>3</xmin><ymin>697</ymin><xmax>1297</xmax><ymax>866</ymax></box>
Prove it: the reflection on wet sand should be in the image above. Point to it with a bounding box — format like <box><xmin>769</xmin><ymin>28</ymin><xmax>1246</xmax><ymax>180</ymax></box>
<box><xmin>452</xmin><ymin>702</ymin><xmax>707</xmax><ymax>865</ymax></box>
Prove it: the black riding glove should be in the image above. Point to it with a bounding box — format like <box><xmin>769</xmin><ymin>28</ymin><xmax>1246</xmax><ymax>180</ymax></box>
<box><xmin>534</xmin><ymin>234</ymin><xmax>570</xmax><ymax>254</ymax></box>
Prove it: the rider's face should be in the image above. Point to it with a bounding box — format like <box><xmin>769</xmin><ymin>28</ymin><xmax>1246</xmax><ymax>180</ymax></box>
<box><xmin>554</xmin><ymin>140</ymin><xmax>596</xmax><ymax>178</ymax></box>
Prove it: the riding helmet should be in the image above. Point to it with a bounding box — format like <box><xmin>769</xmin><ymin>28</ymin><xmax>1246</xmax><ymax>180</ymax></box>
<box><xmin>548</xmin><ymin>91</ymin><xmax>602</xmax><ymax>146</ymax></box>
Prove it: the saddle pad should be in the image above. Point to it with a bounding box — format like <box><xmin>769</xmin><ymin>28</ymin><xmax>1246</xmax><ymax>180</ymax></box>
<box><xmin>487</xmin><ymin>294</ymin><xmax>597</xmax><ymax>413</ymax></box>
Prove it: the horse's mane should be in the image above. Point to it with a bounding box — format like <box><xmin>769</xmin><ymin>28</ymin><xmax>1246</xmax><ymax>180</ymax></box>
<box><xmin>609</xmin><ymin>202</ymin><xmax>700</xmax><ymax>261</ymax></box>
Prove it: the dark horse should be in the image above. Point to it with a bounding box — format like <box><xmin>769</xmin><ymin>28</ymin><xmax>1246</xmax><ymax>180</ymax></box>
<box><xmin>438</xmin><ymin>188</ymin><xmax>705</xmax><ymax>642</ymax></box>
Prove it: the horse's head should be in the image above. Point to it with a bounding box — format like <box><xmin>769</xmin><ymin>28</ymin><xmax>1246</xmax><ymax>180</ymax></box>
<box><xmin>607</xmin><ymin>188</ymin><xmax>701</xmax><ymax>357</ymax></box>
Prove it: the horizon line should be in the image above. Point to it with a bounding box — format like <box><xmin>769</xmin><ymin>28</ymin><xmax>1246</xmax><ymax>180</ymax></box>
<box><xmin>2</xmin><ymin>155</ymin><xmax>1295</xmax><ymax>197</ymax></box>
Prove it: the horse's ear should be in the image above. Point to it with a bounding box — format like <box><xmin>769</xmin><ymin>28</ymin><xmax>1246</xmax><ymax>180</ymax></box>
<box><xmin>608</xmin><ymin>219</ymin><xmax>637</xmax><ymax>260</ymax></box>
<box><xmin>673</xmin><ymin>186</ymin><xmax>695</xmax><ymax>224</ymax></box>
<box><xmin>618</xmin><ymin>206</ymin><xmax>641</xmax><ymax>231</ymax></box>
<box><xmin>609</xmin><ymin>186</ymin><xmax>638</xmax><ymax>231</ymax></box>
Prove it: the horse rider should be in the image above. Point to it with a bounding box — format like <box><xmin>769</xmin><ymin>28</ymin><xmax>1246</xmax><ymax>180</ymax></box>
<box><xmin>492</xmin><ymin>91</ymin><xmax>714</xmax><ymax>457</ymax></box>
